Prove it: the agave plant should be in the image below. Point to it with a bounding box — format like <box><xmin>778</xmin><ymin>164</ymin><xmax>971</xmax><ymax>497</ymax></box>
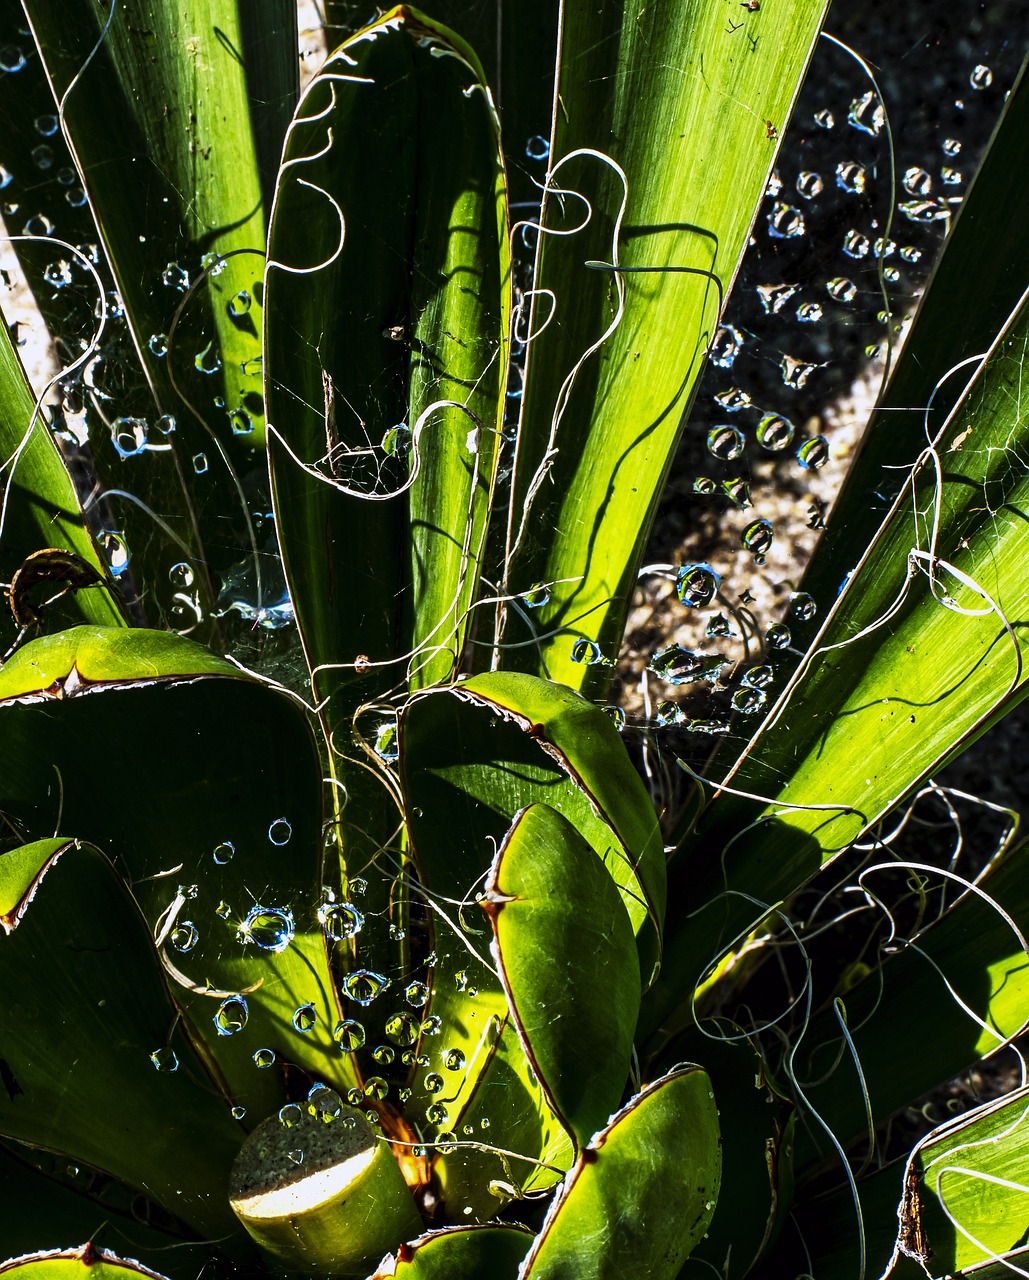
<box><xmin>1</xmin><ymin>1</ymin><xmax>1028</xmax><ymax>1279</ymax></box>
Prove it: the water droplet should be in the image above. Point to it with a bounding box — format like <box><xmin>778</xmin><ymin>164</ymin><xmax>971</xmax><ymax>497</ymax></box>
<box><xmin>364</xmin><ymin>1076</ymin><xmax>389</xmax><ymax>1102</ymax></box>
<box><xmin>742</xmin><ymin>664</ymin><xmax>774</xmax><ymax>689</ymax></box>
<box><xmin>386</xmin><ymin>1011</ymin><xmax>420</xmax><ymax>1047</ymax></box>
<box><xmin>742</xmin><ymin>519</ymin><xmax>773</xmax><ymax>559</ymax></box>
<box><xmin>722</xmin><ymin>477</ymin><xmax>752</xmax><ymax>508</ymax></box>
<box><xmin>241</xmin><ymin>355</ymin><xmax>263</xmax><ymax>376</ymax></box>
<box><xmin>755</xmin><ymin>282</ymin><xmax>800</xmax><ymax>315</ymax></box>
<box><xmin>790</xmin><ymin>593</ymin><xmax>817</xmax><ymax>623</ymax></box>
<box><xmin>201</xmin><ymin>251</ymin><xmax>228</xmax><ymax>277</ymax></box>
<box><xmin>389</xmin><ymin>923</ymin><xmax>406</xmax><ymax>941</ymax></box>
<box><xmin>149</xmin><ymin>1046</ymin><xmax>179</xmax><ymax>1072</ymax></box>
<box><xmin>444</xmin><ymin>1048</ymin><xmax>466</xmax><ymax>1072</ymax></box>
<box><xmin>0</xmin><ymin>166</ymin><xmax>10</xmax><ymax>191</ymax></box>
<box><xmin>826</xmin><ymin>276</ymin><xmax>857</xmax><ymax>304</ymax></box>
<box><xmin>714</xmin><ymin>387</ymin><xmax>752</xmax><ymax>411</ymax></box>
<box><xmin>796</xmin><ymin>301</ymin><xmax>822</xmax><ymax>323</ymax></box>
<box><xmin>848</xmin><ymin>90</ymin><xmax>884</xmax><ymax>136</ymax></box>
<box><xmin>34</xmin><ymin>113</ymin><xmax>58</xmax><ymax>137</ymax></box>
<box><xmin>940</xmin><ymin>167</ymin><xmax>962</xmax><ymax>187</ymax></box>
<box><xmin>427</xmin><ymin>1101</ymin><xmax>450</xmax><ymax>1126</ymax></box>
<box><xmin>795</xmin><ymin>170</ymin><xmax>823</xmax><ymax>200</ymax></box>
<box><xmin>170</xmin><ymin>921</ymin><xmax>198</xmax><ymax>952</ymax></box>
<box><xmin>194</xmin><ymin>342</ymin><xmax>222</xmax><ymax>375</ymax></box>
<box><xmin>168</xmin><ymin>563</ymin><xmax>194</xmax><ymax>591</ymax></box>
<box><xmin>731</xmin><ymin>686</ymin><xmax>767</xmax><ymax>715</ymax></box>
<box><xmin>333</xmin><ymin>1019</ymin><xmax>366</xmax><ymax>1052</ymax></box>
<box><xmin>229</xmin><ymin>408</ymin><xmax>253</xmax><ymax>435</ymax></box>
<box><xmin>521</xmin><ymin>583</ymin><xmax>550</xmax><ymax>608</ymax></box>
<box><xmin>231</xmin><ymin>1104</ymin><xmax>247</xmax><ymax>1120</ymax></box>
<box><xmin>342</xmin><ymin>969</ymin><xmax>390</xmax><ymax>1005</ymax></box>
<box><xmin>969</xmin><ymin>64</ymin><xmax>992</xmax><ymax>91</ymax></box>
<box><xmin>111</xmin><ymin>416</ymin><xmax>149</xmax><ymax>458</ymax></box>
<box><xmin>319</xmin><ymin>901</ymin><xmax>364</xmax><ymax>941</ymax></box>
<box><xmin>372</xmin><ymin>1043</ymin><xmax>396</xmax><ymax>1065</ymax></box>
<box><xmin>765</xmin><ymin>623</ymin><xmax>791</xmax><ymax>650</ymax></box>
<box><xmin>902</xmin><ymin>166</ymin><xmax>932</xmax><ymax>198</ymax></box>
<box><xmin>676</xmin><ymin>563</ymin><xmax>720</xmax><ymax>608</ymax></box>
<box><xmin>147</xmin><ymin>332</ymin><xmax>169</xmax><ymax>358</ymax></box>
<box><xmin>238</xmin><ymin>906</ymin><xmax>294</xmax><ymax>953</ymax></box>
<box><xmin>216</xmin><ymin>901</ymin><xmax>234</xmax><ymax>920</ymax></box>
<box><xmin>228</xmin><ymin>290</ymin><xmax>251</xmax><ymax>317</ymax></box>
<box><xmin>648</xmin><ymin>645</ymin><xmax>728</xmax><ymax>685</ymax></box>
<box><xmin>287</xmin><ymin>1149</ymin><xmax>304</xmax><ymax>1165</ymax></box>
<box><xmin>192</xmin><ymin>453</ymin><xmax>209</xmax><ymax>475</ymax></box>
<box><xmin>767</xmin><ymin>203</ymin><xmax>805</xmax><ymax>239</ymax></box>
<box><xmin>813</xmin><ymin>108</ymin><xmax>834</xmax><ymax>129</ymax></box>
<box><xmin>65</xmin><ymin>187</ymin><xmax>87</xmax><ymax>208</ymax></box>
<box><xmin>525</xmin><ymin>135</ymin><xmax>550</xmax><ymax>161</ymax></box>
<box><xmin>279</xmin><ymin>1103</ymin><xmax>303</xmax><ymax>1128</ymax></box>
<box><xmin>780</xmin><ymin>355</ymin><xmax>817</xmax><ymax>390</ymax></box>
<box><xmin>570</xmin><ymin>637</ymin><xmax>604</xmax><ymax>665</ymax></box>
<box><xmin>604</xmin><ymin>705</ymin><xmax>626</xmax><ymax>731</ymax></box>
<box><xmin>421</xmin><ymin>1015</ymin><xmax>442</xmax><ymax>1036</ymax></box>
<box><xmin>309</xmin><ymin>1084</ymin><xmax>343</xmax><ymax>1123</ymax></box>
<box><xmin>99</xmin><ymin>530</ymin><xmax>130</xmax><ymax>576</ymax></box>
<box><xmin>709</xmin><ymin>324</ymin><xmax>743</xmax><ymax>368</ymax></box>
<box><xmin>898</xmin><ymin>199</ymin><xmax>951</xmax><ymax>224</ymax></box>
<box><xmin>942</xmin><ymin>138</ymin><xmax>961</xmax><ymax>158</ymax></box>
<box><xmin>764</xmin><ymin>169</ymin><xmax>782</xmax><ymax>197</ymax></box>
<box><xmin>706</xmin><ymin>613</ymin><xmax>735</xmax><ymax>639</ymax></box>
<box><xmin>253</xmin><ymin>1047</ymin><xmax>276</xmax><ymax>1068</ymax></box>
<box><xmin>351</xmin><ymin>877</ymin><xmax>368</xmax><ymax>896</ymax></box>
<box><xmin>835</xmin><ymin>161</ymin><xmax>867</xmax><ymax>195</ymax></box>
<box><xmin>424</xmin><ymin>1072</ymin><xmax>444</xmax><ymax>1095</ymax></box>
<box><xmin>403</xmin><ymin>982</ymin><xmax>429</xmax><ymax>1009</ymax></box>
<box><xmin>0</xmin><ymin>45</ymin><xmax>26</xmax><ymax>73</ymax></box>
<box><xmin>797</xmin><ymin>436</ymin><xmax>830</xmax><ymax>470</ymax></box>
<box><xmin>162</xmin><ymin>262</ymin><xmax>189</xmax><ymax>291</ymax></box>
<box><xmin>178</xmin><ymin>884</ymin><xmax>198</xmax><ymax>900</ymax></box>
<box><xmin>31</xmin><ymin>145</ymin><xmax>53</xmax><ymax>171</ymax></box>
<box><xmin>707</xmin><ymin>424</ymin><xmax>745</xmax><ymax>461</ymax></box>
<box><xmin>214</xmin><ymin>995</ymin><xmax>248</xmax><ymax>1036</ymax></box>
<box><xmin>873</xmin><ymin>237</ymin><xmax>896</xmax><ymax>260</ymax></box>
<box><xmin>156</xmin><ymin>414</ymin><xmax>176</xmax><ymax>435</ymax></box>
<box><xmin>268</xmin><ymin>818</ymin><xmax>292</xmax><ymax>845</ymax></box>
<box><xmin>43</xmin><ymin>260</ymin><xmax>73</xmax><ymax>288</ymax></box>
<box><xmin>756</xmin><ymin>413</ymin><xmax>795</xmax><ymax>452</ymax></box>
<box><xmin>382</xmin><ymin>424</ymin><xmax>411</xmax><ymax>458</ymax></box>
<box><xmin>373</xmin><ymin>720</ymin><xmax>399</xmax><ymax>763</ymax></box>
<box><xmin>213</xmin><ymin>841</ymin><xmax>235</xmax><ymax>866</ymax></box>
<box><xmin>685</xmin><ymin>718</ymin><xmax>731</xmax><ymax>736</ymax></box>
<box><xmin>841</xmin><ymin>229</ymin><xmax>869</xmax><ymax>260</ymax></box>
<box><xmin>693</xmin><ymin>476</ymin><xmax>717</xmax><ymax>496</ymax></box>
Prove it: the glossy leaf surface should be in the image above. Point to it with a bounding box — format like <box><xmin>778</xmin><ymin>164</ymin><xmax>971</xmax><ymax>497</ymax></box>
<box><xmin>371</xmin><ymin>1225</ymin><xmax>533</xmax><ymax>1278</ymax></box>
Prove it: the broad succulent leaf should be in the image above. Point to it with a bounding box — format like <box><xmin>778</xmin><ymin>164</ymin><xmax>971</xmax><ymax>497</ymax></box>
<box><xmin>371</xmin><ymin>1224</ymin><xmax>534</xmax><ymax>1277</ymax></box>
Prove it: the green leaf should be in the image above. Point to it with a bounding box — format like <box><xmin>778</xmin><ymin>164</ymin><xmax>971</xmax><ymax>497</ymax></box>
<box><xmin>21</xmin><ymin>0</ymin><xmax>296</xmax><ymax>617</ymax></box>
<box><xmin>499</xmin><ymin>0</ymin><xmax>828</xmax><ymax>693</ymax></box>
<box><xmin>0</xmin><ymin>839</ymin><xmax>245</xmax><ymax>1242</ymax></box>
<box><xmin>650</xmin><ymin>287</ymin><xmax>1029</xmax><ymax>1042</ymax></box>
<box><xmin>0</xmin><ymin>1249</ymin><xmax>171</xmax><ymax>1280</ymax></box>
<box><xmin>483</xmin><ymin>803</ymin><xmax>640</xmax><ymax>1150</ymax></box>
<box><xmin>521</xmin><ymin>1065</ymin><xmax>721</xmax><ymax>1280</ymax></box>
<box><xmin>265</xmin><ymin>5</ymin><xmax>508</xmax><ymax>707</ymax></box>
<box><xmin>371</xmin><ymin>1224</ymin><xmax>534</xmax><ymax>1278</ymax></box>
<box><xmin>0</xmin><ymin>626</ymin><xmax>359</xmax><ymax>1109</ymax></box>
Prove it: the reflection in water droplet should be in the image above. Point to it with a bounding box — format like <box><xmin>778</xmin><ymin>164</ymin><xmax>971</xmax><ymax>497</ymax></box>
<box><xmin>685</xmin><ymin>719</ymin><xmax>731</xmax><ymax>736</ymax></box>
<box><xmin>713</xmin><ymin>387</ymin><xmax>752</xmax><ymax>411</ymax></box>
<box><xmin>791</xmin><ymin>593</ymin><xmax>817</xmax><ymax>623</ymax></box>
<box><xmin>826</xmin><ymin>277</ymin><xmax>858</xmax><ymax>304</ymax></box>
<box><xmin>648</xmin><ymin>645</ymin><xmax>728</xmax><ymax>685</ymax></box>
<box><xmin>229</xmin><ymin>408</ymin><xmax>253</xmax><ymax>435</ymax></box>
<box><xmin>386</xmin><ymin>1011</ymin><xmax>419</xmax><ymax>1046</ymax></box>
<box><xmin>706</xmin><ymin>614</ymin><xmax>735</xmax><ymax>639</ymax></box>
<box><xmin>521</xmin><ymin>583</ymin><xmax>550</xmax><ymax>608</ymax></box>
<box><xmin>722</xmin><ymin>477</ymin><xmax>752</xmax><ymax>508</ymax></box>
<box><xmin>444</xmin><ymin>1048</ymin><xmax>467</xmax><ymax>1072</ymax></box>
<box><xmin>898</xmin><ymin>199</ymin><xmax>951</xmax><ymax>224</ymax></box>
<box><xmin>342</xmin><ymin>969</ymin><xmax>390</xmax><ymax>1005</ymax></box>
<box><xmin>309</xmin><ymin>1084</ymin><xmax>343</xmax><ymax>1123</ymax></box>
<box><xmin>835</xmin><ymin>161</ymin><xmax>867</xmax><ymax>195</ymax></box>
<box><xmin>421</xmin><ymin>1015</ymin><xmax>442</xmax><ymax>1036</ymax></box>
<box><xmin>231</xmin><ymin>1105</ymin><xmax>247</xmax><ymax>1120</ymax></box>
<box><xmin>795</xmin><ymin>171</ymin><xmax>823</xmax><ymax>200</ymax></box>
<box><xmin>163</xmin><ymin>262</ymin><xmax>189</xmax><ymax>291</ymax></box>
<box><xmin>902</xmin><ymin>166</ymin><xmax>932</xmax><ymax>197</ymax></box>
<box><xmin>675</xmin><ymin>563</ymin><xmax>720</xmax><ymax>608</ymax></box>
<box><xmin>813</xmin><ymin>108</ymin><xmax>834</xmax><ymax>129</ymax></box>
<box><xmin>427</xmin><ymin>1101</ymin><xmax>450</xmax><ymax>1126</ymax></box>
<box><xmin>99</xmin><ymin>530</ymin><xmax>130</xmax><ymax>576</ymax></box>
<box><xmin>364</xmin><ymin>1077</ymin><xmax>389</xmax><ymax>1101</ymax></box>
<box><xmin>241</xmin><ymin>355</ymin><xmax>263</xmax><ymax>376</ymax></box>
<box><xmin>214</xmin><ymin>995</ymin><xmax>248</xmax><ymax>1036</ymax></box>
<box><xmin>201</xmin><ymin>251</ymin><xmax>228</xmax><ymax>277</ymax></box>
<box><xmin>424</xmin><ymin>1072</ymin><xmax>444</xmax><ymax>1095</ymax></box>
<box><xmin>755</xmin><ymin>282</ymin><xmax>800</xmax><ymax>315</ymax></box>
<box><xmin>148</xmin><ymin>333</ymin><xmax>169</xmax><ymax>358</ymax></box>
<box><xmin>842</xmin><ymin>229</ymin><xmax>869</xmax><ymax>260</ymax></box>
<box><xmin>781</xmin><ymin>355</ymin><xmax>818</xmax><ymax>389</ymax></box>
<box><xmin>382</xmin><ymin>424</ymin><xmax>411</xmax><ymax>458</ymax></box>
<box><xmin>268</xmin><ymin>818</ymin><xmax>292</xmax><ymax>845</ymax></box>
<box><xmin>31</xmin><ymin>145</ymin><xmax>53</xmax><ymax>171</ymax></box>
<box><xmin>213</xmin><ymin>841</ymin><xmax>235</xmax><ymax>866</ymax></box>
<box><xmin>765</xmin><ymin>169</ymin><xmax>782</xmax><ymax>198</ymax></box>
<box><xmin>604</xmin><ymin>705</ymin><xmax>627</xmax><ymax>731</ymax></box>
<box><xmin>111</xmin><ymin>417</ymin><xmax>149</xmax><ymax>458</ymax></box>
<box><xmin>333</xmin><ymin>1019</ymin><xmax>366</xmax><ymax>1052</ymax></box>
<box><xmin>796</xmin><ymin>301</ymin><xmax>822</xmax><ymax>323</ymax></box>
<box><xmin>279</xmin><ymin>1103</ymin><xmax>303</xmax><ymax>1128</ymax></box>
<box><xmin>848</xmin><ymin>90</ymin><xmax>884</xmax><ymax>136</ymax></box>
<box><xmin>228</xmin><ymin>290</ymin><xmax>251</xmax><ymax>317</ymax></box>
<box><xmin>693</xmin><ymin>476</ymin><xmax>717</xmax><ymax>495</ymax></box>
<box><xmin>767</xmin><ymin>203</ymin><xmax>805</xmax><ymax>239</ymax></box>
<box><xmin>373</xmin><ymin>721</ymin><xmax>399</xmax><ymax>763</ymax></box>
<box><xmin>709</xmin><ymin>325</ymin><xmax>743</xmax><ymax>368</ymax></box>
<box><xmin>940</xmin><ymin>167</ymin><xmax>962</xmax><ymax>187</ymax></box>
<box><xmin>149</xmin><ymin>1046</ymin><xmax>179</xmax><ymax>1072</ymax></box>
<box><xmin>765</xmin><ymin>623</ymin><xmax>791</xmax><ymax>650</ymax></box>
<box><xmin>373</xmin><ymin>1043</ymin><xmax>395</xmax><ymax>1065</ymax></box>
<box><xmin>216</xmin><ymin>900</ymin><xmax>234</xmax><ymax>920</ymax></box>
<box><xmin>194</xmin><ymin>342</ymin><xmax>222</xmax><ymax>375</ymax></box>
<box><xmin>742</xmin><ymin>519</ymin><xmax>774</xmax><ymax>558</ymax></box>
<box><xmin>320</xmin><ymin>901</ymin><xmax>364</xmax><ymax>941</ymax></box>
<box><xmin>170</xmin><ymin>921</ymin><xmax>198</xmax><ymax>952</ymax></box>
<box><xmin>44</xmin><ymin>260</ymin><xmax>73</xmax><ymax>288</ymax></box>
<box><xmin>707</xmin><ymin>425</ymin><xmax>745</xmax><ymax>461</ymax></box>
<box><xmin>742</xmin><ymin>664</ymin><xmax>775</xmax><ymax>689</ymax></box>
<box><xmin>570</xmin><ymin>638</ymin><xmax>605</xmax><ymax>665</ymax></box>
<box><xmin>731</xmin><ymin>686</ymin><xmax>767</xmax><ymax>715</ymax></box>
<box><xmin>292</xmin><ymin>1003</ymin><xmax>317</xmax><ymax>1034</ymax></box>
<box><xmin>756</xmin><ymin>414</ymin><xmax>795</xmax><ymax>452</ymax></box>
<box><xmin>403</xmin><ymin>982</ymin><xmax>429</xmax><ymax>1009</ymax></box>
<box><xmin>797</xmin><ymin>436</ymin><xmax>830</xmax><ymax>470</ymax></box>
<box><xmin>873</xmin><ymin>237</ymin><xmax>896</xmax><ymax>260</ymax></box>
<box><xmin>969</xmin><ymin>64</ymin><xmax>992</xmax><ymax>90</ymax></box>
<box><xmin>253</xmin><ymin>1047</ymin><xmax>276</xmax><ymax>1068</ymax></box>
<box><xmin>239</xmin><ymin>905</ymin><xmax>294</xmax><ymax>952</ymax></box>
<box><xmin>942</xmin><ymin>137</ymin><xmax>961</xmax><ymax>158</ymax></box>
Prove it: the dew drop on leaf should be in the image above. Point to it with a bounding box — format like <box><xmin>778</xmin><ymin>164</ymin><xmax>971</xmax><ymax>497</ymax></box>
<box><xmin>292</xmin><ymin>1003</ymin><xmax>317</xmax><ymax>1033</ymax></box>
<box><xmin>279</xmin><ymin>1103</ymin><xmax>303</xmax><ymax>1128</ymax></box>
<box><xmin>214</xmin><ymin>995</ymin><xmax>248</xmax><ymax>1036</ymax></box>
